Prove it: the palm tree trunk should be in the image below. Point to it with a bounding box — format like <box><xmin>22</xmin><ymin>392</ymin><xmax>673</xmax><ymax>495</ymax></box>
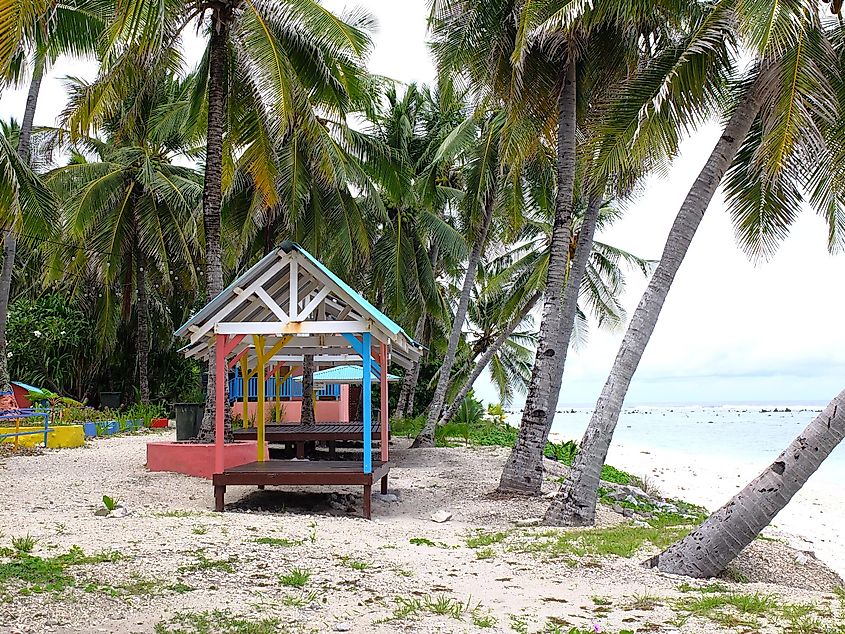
<box><xmin>0</xmin><ymin>52</ymin><xmax>44</xmax><ymax>408</ymax></box>
<box><xmin>136</xmin><ymin>257</ymin><xmax>150</xmax><ymax>404</ymax></box>
<box><xmin>439</xmin><ymin>291</ymin><xmax>542</xmax><ymax>426</ymax></box>
<box><xmin>412</xmin><ymin>194</ymin><xmax>496</xmax><ymax>447</ymax></box>
<box><xmin>496</xmin><ymin>59</ymin><xmax>578</xmax><ymax>494</ymax></box>
<box><xmin>197</xmin><ymin>11</ymin><xmax>231</xmax><ymax>443</ymax></box>
<box><xmin>544</xmin><ymin>74</ymin><xmax>770</xmax><ymax>525</ymax></box>
<box><xmin>648</xmin><ymin>388</ymin><xmax>845</xmax><ymax>577</ymax></box>
<box><xmin>301</xmin><ymin>354</ymin><xmax>315</xmax><ymax>425</ymax></box>
<box><xmin>396</xmin><ymin>313</ymin><xmax>427</xmax><ymax>418</ymax></box>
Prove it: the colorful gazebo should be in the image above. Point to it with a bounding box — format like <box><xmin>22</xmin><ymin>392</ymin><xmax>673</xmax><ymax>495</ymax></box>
<box><xmin>175</xmin><ymin>242</ymin><xmax>422</xmax><ymax>517</ymax></box>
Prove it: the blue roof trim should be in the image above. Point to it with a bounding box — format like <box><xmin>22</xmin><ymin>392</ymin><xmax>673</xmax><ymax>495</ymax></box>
<box><xmin>294</xmin><ymin>365</ymin><xmax>400</xmax><ymax>383</ymax></box>
<box><xmin>12</xmin><ymin>381</ymin><xmax>43</xmax><ymax>393</ymax></box>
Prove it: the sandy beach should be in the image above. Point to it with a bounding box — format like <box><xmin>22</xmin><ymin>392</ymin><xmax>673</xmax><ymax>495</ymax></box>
<box><xmin>599</xmin><ymin>440</ymin><xmax>845</xmax><ymax>578</ymax></box>
<box><xmin>0</xmin><ymin>432</ymin><xmax>843</xmax><ymax>633</ymax></box>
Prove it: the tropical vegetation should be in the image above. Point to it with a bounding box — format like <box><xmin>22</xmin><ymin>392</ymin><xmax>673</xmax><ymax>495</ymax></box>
<box><xmin>1</xmin><ymin>0</ymin><xmax>844</xmax><ymax>583</ymax></box>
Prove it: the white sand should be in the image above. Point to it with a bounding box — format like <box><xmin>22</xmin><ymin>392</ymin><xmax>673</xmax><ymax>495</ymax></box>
<box><xmin>0</xmin><ymin>433</ymin><xmax>842</xmax><ymax>634</ymax></box>
<box><xmin>599</xmin><ymin>440</ymin><xmax>845</xmax><ymax>577</ymax></box>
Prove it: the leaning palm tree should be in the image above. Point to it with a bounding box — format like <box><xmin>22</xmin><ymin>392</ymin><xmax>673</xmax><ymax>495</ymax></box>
<box><xmin>44</xmin><ymin>74</ymin><xmax>202</xmax><ymax>404</ymax></box>
<box><xmin>547</xmin><ymin>0</ymin><xmax>843</xmax><ymax>525</ymax></box>
<box><xmin>88</xmin><ymin>0</ymin><xmax>375</xmax><ymax>440</ymax></box>
<box><xmin>0</xmin><ymin>131</ymin><xmax>57</xmax><ymax>407</ymax></box>
<box><xmin>439</xmin><ymin>200</ymin><xmax>653</xmax><ymax>426</ymax></box>
<box><xmin>0</xmin><ymin>0</ymin><xmax>102</xmax><ymax>407</ymax></box>
<box><xmin>649</xmin><ymin>387</ymin><xmax>845</xmax><ymax>577</ymax></box>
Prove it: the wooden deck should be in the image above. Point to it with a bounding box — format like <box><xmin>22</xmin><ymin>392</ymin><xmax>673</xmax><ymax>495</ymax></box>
<box><xmin>212</xmin><ymin>459</ymin><xmax>390</xmax><ymax>518</ymax></box>
<box><xmin>233</xmin><ymin>423</ymin><xmax>385</xmax><ymax>459</ymax></box>
<box><xmin>233</xmin><ymin>422</ymin><xmax>382</xmax><ymax>442</ymax></box>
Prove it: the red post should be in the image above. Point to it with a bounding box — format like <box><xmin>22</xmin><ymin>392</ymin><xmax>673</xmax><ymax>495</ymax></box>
<box><xmin>214</xmin><ymin>333</ymin><xmax>226</xmax><ymax>475</ymax></box>
<box><xmin>380</xmin><ymin>342</ymin><xmax>388</xmax><ymax>463</ymax></box>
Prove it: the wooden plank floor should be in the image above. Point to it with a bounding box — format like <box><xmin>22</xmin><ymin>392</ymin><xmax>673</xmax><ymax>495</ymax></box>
<box><xmin>233</xmin><ymin>423</ymin><xmax>382</xmax><ymax>442</ymax></box>
<box><xmin>212</xmin><ymin>459</ymin><xmax>390</xmax><ymax>518</ymax></box>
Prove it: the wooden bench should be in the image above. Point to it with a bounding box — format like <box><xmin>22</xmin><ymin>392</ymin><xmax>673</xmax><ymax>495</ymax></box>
<box><xmin>212</xmin><ymin>459</ymin><xmax>389</xmax><ymax>519</ymax></box>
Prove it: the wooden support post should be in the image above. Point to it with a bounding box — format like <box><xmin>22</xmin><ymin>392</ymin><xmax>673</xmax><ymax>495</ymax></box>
<box><xmin>214</xmin><ymin>485</ymin><xmax>225</xmax><ymax>512</ymax></box>
<box><xmin>380</xmin><ymin>342</ymin><xmax>389</xmax><ymax>463</ymax></box>
<box><xmin>273</xmin><ymin>367</ymin><xmax>279</xmax><ymax>423</ymax></box>
<box><xmin>363</xmin><ymin>484</ymin><xmax>372</xmax><ymax>519</ymax></box>
<box><xmin>240</xmin><ymin>355</ymin><xmax>249</xmax><ymax>427</ymax></box>
<box><xmin>254</xmin><ymin>335</ymin><xmax>266</xmax><ymax>462</ymax></box>
<box><xmin>362</xmin><ymin>332</ymin><xmax>372</xmax><ymax>474</ymax></box>
<box><xmin>214</xmin><ymin>334</ymin><xmax>226</xmax><ymax>476</ymax></box>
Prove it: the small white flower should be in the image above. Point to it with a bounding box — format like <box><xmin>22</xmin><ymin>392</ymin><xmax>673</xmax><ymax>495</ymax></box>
<box><xmin>6</xmin><ymin>352</ymin><xmax>12</xmax><ymax>358</ymax></box>
<box><xmin>60</xmin><ymin>331</ymin><xmax>66</xmax><ymax>335</ymax></box>
<box><xmin>33</xmin><ymin>330</ymin><xmax>42</xmax><ymax>338</ymax></box>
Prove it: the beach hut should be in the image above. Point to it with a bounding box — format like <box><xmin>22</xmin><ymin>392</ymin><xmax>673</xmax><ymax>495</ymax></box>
<box><xmin>174</xmin><ymin>242</ymin><xmax>422</xmax><ymax>517</ymax></box>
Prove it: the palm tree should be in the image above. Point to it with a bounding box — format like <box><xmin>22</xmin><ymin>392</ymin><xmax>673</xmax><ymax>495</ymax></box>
<box><xmin>547</xmin><ymin>0</ymin><xmax>841</xmax><ymax>525</ymax></box>
<box><xmin>496</xmin><ymin>0</ymin><xmax>754</xmax><ymax>495</ymax></box>
<box><xmin>0</xmin><ymin>130</ymin><xmax>58</xmax><ymax>408</ymax></box>
<box><xmin>413</xmin><ymin>112</ymin><xmax>504</xmax><ymax>445</ymax></box>
<box><xmin>91</xmin><ymin>0</ymin><xmax>375</xmax><ymax>440</ymax></box>
<box><xmin>44</xmin><ymin>74</ymin><xmax>202</xmax><ymax>404</ymax></box>
<box><xmin>439</xmin><ymin>200</ymin><xmax>653</xmax><ymax>426</ymax></box>
<box><xmin>0</xmin><ymin>0</ymin><xmax>102</xmax><ymax>407</ymax></box>
<box><xmin>649</xmin><ymin>388</ymin><xmax>845</xmax><ymax>578</ymax></box>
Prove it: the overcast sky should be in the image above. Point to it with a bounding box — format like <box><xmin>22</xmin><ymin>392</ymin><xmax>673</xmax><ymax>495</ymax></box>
<box><xmin>1</xmin><ymin>0</ymin><xmax>842</xmax><ymax>407</ymax></box>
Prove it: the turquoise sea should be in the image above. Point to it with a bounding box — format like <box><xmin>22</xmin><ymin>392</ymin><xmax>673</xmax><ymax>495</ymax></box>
<box><xmin>529</xmin><ymin>403</ymin><xmax>845</xmax><ymax>487</ymax></box>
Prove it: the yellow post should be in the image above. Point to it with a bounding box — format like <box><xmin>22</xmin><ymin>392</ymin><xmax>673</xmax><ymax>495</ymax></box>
<box><xmin>275</xmin><ymin>366</ymin><xmax>282</xmax><ymax>423</ymax></box>
<box><xmin>254</xmin><ymin>335</ymin><xmax>266</xmax><ymax>462</ymax></box>
<box><xmin>240</xmin><ymin>355</ymin><xmax>249</xmax><ymax>427</ymax></box>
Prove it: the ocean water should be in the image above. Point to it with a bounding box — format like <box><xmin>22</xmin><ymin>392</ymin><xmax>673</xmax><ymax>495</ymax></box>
<box><xmin>514</xmin><ymin>404</ymin><xmax>845</xmax><ymax>486</ymax></box>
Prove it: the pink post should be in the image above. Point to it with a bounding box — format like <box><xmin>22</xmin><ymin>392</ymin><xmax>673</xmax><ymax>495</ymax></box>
<box><xmin>214</xmin><ymin>333</ymin><xmax>226</xmax><ymax>475</ymax></box>
<box><xmin>340</xmin><ymin>385</ymin><xmax>350</xmax><ymax>423</ymax></box>
<box><xmin>380</xmin><ymin>343</ymin><xmax>388</xmax><ymax>463</ymax></box>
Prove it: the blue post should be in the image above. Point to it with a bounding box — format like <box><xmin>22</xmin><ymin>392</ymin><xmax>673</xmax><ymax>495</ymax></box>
<box><xmin>361</xmin><ymin>332</ymin><xmax>372</xmax><ymax>474</ymax></box>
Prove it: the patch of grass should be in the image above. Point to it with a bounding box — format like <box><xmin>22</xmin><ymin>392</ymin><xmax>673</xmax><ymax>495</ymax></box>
<box><xmin>281</xmin><ymin>590</ymin><xmax>319</xmax><ymax>608</ymax></box>
<box><xmin>591</xmin><ymin>596</ymin><xmax>612</xmax><ymax>606</ymax></box>
<box><xmin>465</xmin><ymin>530</ymin><xmax>509</xmax><ymax>549</ymax></box>
<box><xmin>833</xmin><ymin>587</ymin><xmax>845</xmax><ymax>607</ymax></box>
<box><xmin>178</xmin><ymin>552</ymin><xmax>237</xmax><ymax>574</ymax></box>
<box><xmin>11</xmin><ymin>535</ymin><xmax>37</xmax><ymax>553</ymax></box>
<box><xmin>629</xmin><ymin>592</ymin><xmax>661</xmax><ymax>610</ymax></box>
<box><xmin>0</xmin><ymin>546</ymin><xmax>126</xmax><ymax>595</ymax></box>
<box><xmin>279</xmin><ymin>568</ymin><xmax>310</xmax><ymax>588</ymax></box>
<box><xmin>389</xmin><ymin>594</ymin><xmax>480</xmax><ymax>623</ymax></box>
<box><xmin>409</xmin><ymin>537</ymin><xmax>450</xmax><ymax>548</ymax></box>
<box><xmin>513</xmin><ymin>524</ymin><xmax>690</xmax><ymax>561</ymax></box>
<box><xmin>675</xmin><ymin>591</ymin><xmax>779</xmax><ymax>629</ymax></box>
<box><xmin>253</xmin><ymin>536</ymin><xmax>301</xmax><ymax>547</ymax></box>
<box><xmin>192</xmin><ymin>526</ymin><xmax>208</xmax><ymax>535</ymax></box>
<box><xmin>677</xmin><ymin>581</ymin><xmax>729</xmax><ymax>594</ymax></box>
<box><xmin>338</xmin><ymin>556</ymin><xmax>370</xmax><ymax>571</ymax></box>
<box><xmin>475</xmin><ymin>547</ymin><xmax>495</xmax><ymax>560</ymax></box>
<box><xmin>508</xmin><ymin>613</ymin><xmax>529</xmax><ymax>634</ymax></box>
<box><xmin>472</xmin><ymin>611</ymin><xmax>497</xmax><ymax>628</ymax></box>
<box><xmin>154</xmin><ymin>610</ymin><xmax>281</xmax><ymax>634</ymax></box>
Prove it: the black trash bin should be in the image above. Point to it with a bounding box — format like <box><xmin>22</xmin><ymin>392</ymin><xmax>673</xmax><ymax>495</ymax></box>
<box><xmin>175</xmin><ymin>403</ymin><xmax>203</xmax><ymax>440</ymax></box>
<box><xmin>99</xmin><ymin>391</ymin><xmax>121</xmax><ymax>410</ymax></box>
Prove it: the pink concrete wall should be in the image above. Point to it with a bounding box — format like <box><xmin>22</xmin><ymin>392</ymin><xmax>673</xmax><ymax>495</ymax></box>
<box><xmin>146</xmin><ymin>440</ymin><xmax>267</xmax><ymax>480</ymax></box>
<box><xmin>237</xmin><ymin>384</ymin><xmax>350</xmax><ymax>425</ymax></box>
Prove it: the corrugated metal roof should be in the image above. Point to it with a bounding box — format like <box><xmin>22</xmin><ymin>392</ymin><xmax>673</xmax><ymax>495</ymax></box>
<box><xmin>294</xmin><ymin>365</ymin><xmax>400</xmax><ymax>384</ymax></box>
<box><xmin>12</xmin><ymin>381</ymin><xmax>43</xmax><ymax>393</ymax></box>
